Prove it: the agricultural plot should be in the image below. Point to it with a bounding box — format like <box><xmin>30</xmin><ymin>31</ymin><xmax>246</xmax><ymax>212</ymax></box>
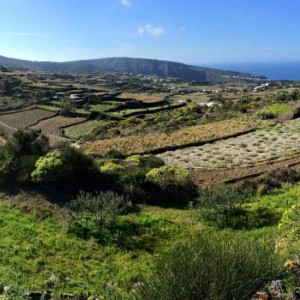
<box><xmin>158</xmin><ymin>118</ymin><xmax>300</xmax><ymax>169</ymax></box>
<box><xmin>0</xmin><ymin>96</ymin><xmax>24</xmax><ymax>110</ymax></box>
<box><xmin>117</xmin><ymin>92</ymin><xmax>169</xmax><ymax>103</ymax></box>
<box><xmin>30</xmin><ymin>116</ymin><xmax>86</xmax><ymax>143</ymax></box>
<box><xmin>112</xmin><ymin>102</ymin><xmax>185</xmax><ymax>118</ymax></box>
<box><xmin>169</xmin><ymin>92</ymin><xmax>211</xmax><ymax>104</ymax></box>
<box><xmin>63</xmin><ymin>120</ymin><xmax>101</xmax><ymax>139</ymax></box>
<box><xmin>83</xmin><ymin>117</ymin><xmax>268</xmax><ymax>155</ymax></box>
<box><xmin>0</xmin><ymin>108</ymin><xmax>56</xmax><ymax>130</ymax></box>
<box><xmin>89</xmin><ymin>102</ymin><xmax>123</xmax><ymax>113</ymax></box>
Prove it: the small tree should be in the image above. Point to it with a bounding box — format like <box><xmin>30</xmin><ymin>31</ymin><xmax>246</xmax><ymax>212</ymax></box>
<box><xmin>67</xmin><ymin>191</ymin><xmax>131</xmax><ymax>242</ymax></box>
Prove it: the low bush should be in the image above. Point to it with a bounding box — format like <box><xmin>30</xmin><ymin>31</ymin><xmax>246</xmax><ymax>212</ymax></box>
<box><xmin>145</xmin><ymin>165</ymin><xmax>197</xmax><ymax>206</ymax></box>
<box><xmin>197</xmin><ymin>185</ymin><xmax>251</xmax><ymax>207</ymax></box>
<box><xmin>98</xmin><ymin>155</ymin><xmax>165</xmax><ymax>204</ymax></box>
<box><xmin>197</xmin><ymin>185</ymin><xmax>281</xmax><ymax>230</ymax></box>
<box><xmin>257</xmin><ymin>111</ymin><xmax>276</xmax><ymax>119</ymax></box>
<box><xmin>100</xmin><ymin>162</ymin><xmax>126</xmax><ymax>174</ymax></box>
<box><xmin>135</xmin><ymin>233</ymin><xmax>281</xmax><ymax>300</ymax></box>
<box><xmin>67</xmin><ymin>191</ymin><xmax>132</xmax><ymax>243</ymax></box>
<box><xmin>0</xmin><ymin>129</ymin><xmax>50</xmax><ymax>183</ymax></box>
<box><xmin>32</xmin><ymin>146</ymin><xmax>100</xmax><ymax>193</ymax></box>
<box><xmin>200</xmin><ymin>205</ymin><xmax>281</xmax><ymax>230</ymax></box>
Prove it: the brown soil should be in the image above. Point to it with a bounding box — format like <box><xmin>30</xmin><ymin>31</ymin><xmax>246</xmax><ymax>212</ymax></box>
<box><xmin>191</xmin><ymin>155</ymin><xmax>300</xmax><ymax>187</ymax></box>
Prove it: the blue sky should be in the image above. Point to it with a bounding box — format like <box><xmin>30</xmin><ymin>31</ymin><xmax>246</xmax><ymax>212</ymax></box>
<box><xmin>0</xmin><ymin>0</ymin><xmax>300</xmax><ymax>64</ymax></box>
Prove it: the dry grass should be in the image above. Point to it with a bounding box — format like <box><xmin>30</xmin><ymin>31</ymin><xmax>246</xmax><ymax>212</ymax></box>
<box><xmin>169</xmin><ymin>92</ymin><xmax>211</xmax><ymax>104</ymax></box>
<box><xmin>30</xmin><ymin>116</ymin><xmax>86</xmax><ymax>137</ymax></box>
<box><xmin>83</xmin><ymin>117</ymin><xmax>268</xmax><ymax>155</ymax></box>
<box><xmin>117</xmin><ymin>92</ymin><xmax>169</xmax><ymax>103</ymax></box>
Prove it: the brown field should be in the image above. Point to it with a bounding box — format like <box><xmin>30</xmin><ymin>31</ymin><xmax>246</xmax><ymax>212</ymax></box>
<box><xmin>169</xmin><ymin>92</ymin><xmax>211</xmax><ymax>104</ymax></box>
<box><xmin>117</xmin><ymin>92</ymin><xmax>169</xmax><ymax>102</ymax></box>
<box><xmin>191</xmin><ymin>154</ymin><xmax>300</xmax><ymax>187</ymax></box>
<box><xmin>83</xmin><ymin>117</ymin><xmax>269</xmax><ymax>155</ymax></box>
<box><xmin>30</xmin><ymin>116</ymin><xmax>86</xmax><ymax>137</ymax></box>
<box><xmin>0</xmin><ymin>108</ymin><xmax>56</xmax><ymax>130</ymax></box>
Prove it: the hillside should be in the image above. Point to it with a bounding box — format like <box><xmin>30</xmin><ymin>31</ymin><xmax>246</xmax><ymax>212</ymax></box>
<box><xmin>0</xmin><ymin>55</ymin><xmax>266</xmax><ymax>82</ymax></box>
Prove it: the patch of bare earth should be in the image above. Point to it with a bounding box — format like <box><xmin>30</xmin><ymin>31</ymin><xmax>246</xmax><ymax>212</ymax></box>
<box><xmin>191</xmin><ymin>155</ymin><xmax>300</xmax><ymax>187</ymax></box>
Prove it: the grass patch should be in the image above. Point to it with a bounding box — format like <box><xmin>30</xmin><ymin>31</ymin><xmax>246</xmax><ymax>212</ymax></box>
<box><xmin>64</xmin><ymin>120</ymin><xmax>101</xmax><ymax>139</ymax></box>
<box><xmin>261</xmin><ymin>103</ymin><xmax>293</xmax><ymax>118</ymax></box>
<box><xmin>38</xmin><ymin>105</ymin><xmax>61</xmax><ymax>112</ymax></box>
<box><xmin>0</xmin><ymin>200</ymin><xmax>188</xmax><ymax>298</ymax></box>
<box><xmin>136</xmin><ymin>232</ymin><xmax>281</xmax><ymax>300</ymax></box>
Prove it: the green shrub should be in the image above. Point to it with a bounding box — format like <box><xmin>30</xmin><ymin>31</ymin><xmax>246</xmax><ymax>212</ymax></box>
<box><xmin>140</xmin><ymin>155</ymin><xmax>165</xmax><ymax>170</ymax></box>
<box><xmin>197</xmin><ymin>185</ymin><xmax>250</xmax><ymax>207</ymax></box>
<box><xmin>100</xmin><ymin>162</ymin><xmax>126</xmax><ymax>174</ymax></box>
<box><xmin>32</xmin><ymin>146</ymin><xmax>100</xmax><ymax>193</ymax></box>
<box><xmin>257</xmin><ymin>111</ymin><xmax>276</xmax><ymax>119</ymax></box>
<box><xmin>146</xmin><ymin>165</ymin><xmax>190</xmax><ymax>187</ymax></box>
<box><xmin>125</xmin><ymin>155</ymin><xmax>143</xmax><ymax>165</ymax></box>
<box><xmin>135</xmin><ymin>233</ymin><xmax>281</xmax><ymax>300</ymax></box>
<box><xmin>200</xmin><ymin>205</ymin><xmax>281</xmax><ymax>230</ymax></box>
<box><xmin>0</xmin><ymin>148</ymin><xmax>14</xmax><ymax>183</ymax></box>
<box><xmin>0</xmin><ymin>129</ymin><xmax>50</xmax><ymax>183</ymax></box>
<box><xmin>31</xmin><ymin>151</ymin><xmax>64</xmax><ymax>185</ymax></box>
<box><xmin>124</xmin><ymin>155</ymin><xmax>164</xmax><ymax>170</ymax></box>
<box><xmin>104</xmin><ymin>149</ymin><xmax>125</xmax><ymax>159</ymax></box>
<box><xmin>146</xmin><ymin>166</ymin><xmax>196</xmax><ymax>206</ymax></box>
<box><xmin>197</xmin><ymin>185</ymin><xmax>281</xmax><ymax>230</ymax></box>
<box><xmin>67</xmin><ymin>191</ymin><xmax>131</xmax><ymax>243</ymax></box>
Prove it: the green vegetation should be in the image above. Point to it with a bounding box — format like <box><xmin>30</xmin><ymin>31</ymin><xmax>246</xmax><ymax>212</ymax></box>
<box><xmin>258</xmin><ymin>103</ymin><xmax>293</xmax><ymax>119</ymax></box>
<box><xmin>136</xmin><ymin>233</ymin><xmax>281</xmax><ymax>300</ymax></box>
<box><xmin>0</xmin><ymin>130</ymin><xmax>49</xmax><ymax>183</ymax></box>
<box><xmin>32</xmin><ymin>145</ymin><xmax>100</xmax><ymax>193</ymax></box>
<box><xmin>38</xmin><ymin>105</ymin><xmax>61</xmax><ymax>112</ymax></box>
<box><xmin>89</xmin><ymin>102</ymin><xmax>121</xmax><ymax>113</ymax></box>
<box><xmin>3</xmin><ymin>181</ymin><xmax>300</xmax><ymax>298</ymax></box>
<box><xmin>63</xmin><ymin>120</ymin><xmax>101</xmax><ymax>139</ymax></box>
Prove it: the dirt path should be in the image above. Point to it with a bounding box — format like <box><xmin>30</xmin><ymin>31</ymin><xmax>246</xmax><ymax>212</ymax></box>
<box><xmin>191</xmin><ymin>155</ymin><xmax>300</xmax><ymax>187</ymax></box>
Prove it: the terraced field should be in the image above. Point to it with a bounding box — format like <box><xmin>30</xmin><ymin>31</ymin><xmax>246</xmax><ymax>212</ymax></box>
<box><xmin>64</xmin><ymin>120</ymin><xmax>101</xmax><ymax>139</ymax></box>
<box><xmin>83</xmin><ymin>117</ymin><xmax>269</xmax><ymax>155</ymax></box>
<box><xmin>117</xmin><ymin>92</ymin><xmax>169</xmax><ymax>103</ymax></box>
<box><xmin>0</xmin><ymin>108</ymin><xmax>56</xmax><ymax>131</ymax></box>
<box><xmin>30</xmin><ymin>116</ymin><xmax>86</xmax><ymax>143</ymax></box>
<box><xmin>158</xmin><ymin>118</ymin><xmax>300</xmax><ymax>169</ymax></box>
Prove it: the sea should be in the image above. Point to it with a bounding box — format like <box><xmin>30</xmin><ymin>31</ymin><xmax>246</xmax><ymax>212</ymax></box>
<box><xmin>199</xmin><ymin>61</ymin><xmax>300</xmax><ymax>81</ymax></box>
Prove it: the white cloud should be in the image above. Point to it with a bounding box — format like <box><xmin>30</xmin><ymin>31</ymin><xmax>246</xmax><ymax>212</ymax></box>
<box><xmin>179</xmin><ymin>26</ymin><xmax>186</xmax><ymax>31</ymax></box>
<box><xmin>120</xmin><ymin>0</ymin><xmax>132</xmax><ymax>7</ymax></box>
<box><xmin>138</xmin><ymin>24</ymin><xmax>165</xmax><ymax>37</ymax></box>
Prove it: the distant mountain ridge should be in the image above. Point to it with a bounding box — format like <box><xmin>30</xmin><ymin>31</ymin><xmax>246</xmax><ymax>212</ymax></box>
<box><xmin>0</xmin><ymin>55</ymin><xmax>267</xmax><ymax>82</ymax></box>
